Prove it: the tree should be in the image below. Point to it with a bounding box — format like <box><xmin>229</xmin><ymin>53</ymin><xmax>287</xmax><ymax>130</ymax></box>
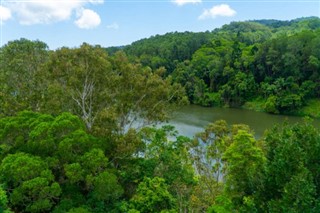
<box><xmin>263</xmin><ymin>121</ymin><xmax>320</xmax><ymax>212</ymax></box>
<box><xmin>0</xmin><ymin>153</ymin><xmax>61</xmax><ymax>212</ymax></box>
<box><xmin>222</xmin><ymin>130</ymin><xmax>266</xmax><ymax>209</ymax></box>
<box><xmin>129</xmin><ymin>177</ymin><xmax>176</xmax><ymax>213</ymax></box>
<box><xmin>193</xmin><ymin>120</ymin><xmax>230</xmax><ymax>184</ymax></box>
<box><xmin>0</xmin><ymin>39</ymin><xmax>49</xmax><ymax>116</ymax></box>
<box><xmin>191</xmin><ymin>121</ymin><xmax>259</xmax><ymax>211</ymax></box>
<box><xmin>0</xmin><ymin>185</ymin><xmax>13</xmax><ymax>213</ymax></box>
<box><xmin>268</xmin><ymin>167</ymin><xmax>316</xmax><ymax>213</ymax></box>
<box><xmin>0</xmin><ymin>111</ymin><xmax>123</xmax><ymax>212</ymax></box>
<box><xmin>44</xmin><ymin>46</ymin><xmax>187</xmax><ymax>134</ymax></box>
<box><xmin>43</xmin><ymin>43</ymin><xmax>114</xmax><ymax>130</ymax></box>
<box><xmin>139</xmin><ymin>126</ymin><xmax>196</xmax><ymax>211</ymax></box>
<box><xmin>190</xmin><ymin>120</ymin><xmax>230</xmax><ymax>211</ymax></box>
<box><xmin>122</xmin><ymin>31</ymin><xmax>212</xmax><ymax>74</ymax></box>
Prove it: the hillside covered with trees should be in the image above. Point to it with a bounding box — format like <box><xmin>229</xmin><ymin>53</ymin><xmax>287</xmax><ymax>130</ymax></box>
<box><xmin>1</xmin><ymin>17</ymin><xmax>320</xmax><ymax>212</ymax></box>
<box><xmin>115</xmin><ymin>16</ymin><xmax>320</xmax><ymax>117</ymax></box>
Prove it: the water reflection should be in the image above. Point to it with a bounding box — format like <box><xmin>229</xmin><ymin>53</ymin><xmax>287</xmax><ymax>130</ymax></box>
<box><xmin>167</xmin><ymin>105</ymin><xmax>320</xmax><ymax>138</ymax></box>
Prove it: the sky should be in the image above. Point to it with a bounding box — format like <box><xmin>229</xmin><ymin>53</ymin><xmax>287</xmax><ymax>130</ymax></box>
<box><xmin>1</xmin><ymin>0</ymin><xmax>320</xmax><ymax>49</ymax></box>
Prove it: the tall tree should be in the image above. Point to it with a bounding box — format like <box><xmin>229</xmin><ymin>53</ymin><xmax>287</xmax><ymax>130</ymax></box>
<box><xmin>0</xmin><ymin>39</ymin><xmax>49</xmax><ymax>116</ymax></box>
<box><xmin>44</xmin><ymin>47</ymin><xmax>187</xmax><ymax>133</ymax></box>
<box><xmin>43</xmin><ymin>43</ymin><xmax>114</xmax><ymax>130</ymax></box>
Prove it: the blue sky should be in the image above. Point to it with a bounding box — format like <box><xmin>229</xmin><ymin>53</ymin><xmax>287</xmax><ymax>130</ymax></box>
<box><xmin>1</xmin><ymin>0</ymin><xmax>320</xmax><ymax>49</ymax></box>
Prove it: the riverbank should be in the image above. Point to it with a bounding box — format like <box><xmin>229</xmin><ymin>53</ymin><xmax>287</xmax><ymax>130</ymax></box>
<box><xmin>242</xmin><ymin>98</ymin><xmax>320</xmax><ymax>119</ymax></box>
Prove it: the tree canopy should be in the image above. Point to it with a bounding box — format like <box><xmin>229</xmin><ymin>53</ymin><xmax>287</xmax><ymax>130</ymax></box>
<box><xmin>113</xmin><ymin>16</ymin><xmax>320</xmax><ymax>116</ymax></box>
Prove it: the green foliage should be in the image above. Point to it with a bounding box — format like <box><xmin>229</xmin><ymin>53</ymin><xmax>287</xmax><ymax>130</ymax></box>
<box><xmin>207</xmin><ymin>195</ymin><xmax>234</xmax><ymax>213</ymax></box>
<box><xmin>0</xmin><ymin>153</ymin><xmax>61</xmax><ymax>212</ymax></box>
<box><xmin>1</xmin><ymin>112</ymin><xmax>320</xmax><ymax>212</ymax></box>
<box><xmin>268</xmin><ymin>167</ymin><xmax>316</xmax><ymax>212</ymax></box>
<box><xmin>191</xmin><ymin>120</ymin><xmax>260</xmax><ymax>211</ymax></box>
<box><xmin>89</xmin><ymin>171</ymin><xmax>124</xmax><ymax>202</ymax></box>
<box><xmin>205</xmin><ymin>120</ymin><xmax>320</xmax><ymax>212</ymax></box>
<box><xmin>242</xmin><ymin>98</ymin><xmax>265</xmax><ymax>112</ymax></box>
<box><xmin>1</xmin><ymin>16</ymin><xmax>320</xmax><ymax>213</ymax></box>
<box><xmin>0</xmin><ymin>38</ymin><xmax>49</xmax><ymax>115</ymax></box>
<box><xmin>122</xmin><ymin>31</ymin><xmax>213</xmax><ymax>73</ymax></box>
<box><xmin>264</xmin><ymin>95</ymin><xmax>279</xmax><ymax>114</ymax></box>
<box><xmin>3</xmin><ymin>17</ymin><xmax>320</xmax><ymax>116</ymax></box>
<box><xmin>0</xmin><ymin>40</ymin><xmax>187</xmax><ymax>136</ymax></box>
<box><xmin>0</xmin><ymin>112</ymin><xmax>124</xmax><ymax>212</ymax></box>
<box><xmin>263</xmin><ymin>121</ymin><xmax>320</xmax><ymax>212</ymax></box>
<box><xmin>222</xmin><ymin>130</ymin><xmax>266</xmax><ymax>206</ymax></box>
<box><xmin>167</xmin><ymin>18</ymin><xmax>320</xmax><ymax>114</ymax></box>
<box><xmin>193</xmin><ymin>121</ymin><xmax>265</xmax><ymax>211</ymax></box>
<box><xmin>0</xmin><ymin>111</ymin><xmax>199</xmax><ymax>212</ymax></box>
<box><xmin>0</xmin><ymin>186</ymin><xmax>8</xmax><ymax>209</ymax></box>
<box><xmin>129</xmin><ymin>177</ymin><xmax>176</xmax><ymax>213</ymax></box>
<box><xmin>217</xmin><ymin>21</ymin><xmax>272</xmax><ymax>44</ymax></box>
<box><xmin>135</xmin><ymin>126</ymin><xmax>196</xmax><ymax>211</ymax></box>
<box><xmin>296</xmin><ymin>99</ymin><xmax>320</xmax><ymax>118</ymax></box>
<box><xmin>0</xmin><ymin>185</ymin><xmax>12</xmax><ymax>213</ymax></box>
<box><xmin>48</xmin><ymin>48</ymin><xmax>187</xmax><ymax>133</ymax></box>
<box><xmin>67</xmin><ymin>207</ymin><xmax>92</xmax><ymax>213</ymax></box>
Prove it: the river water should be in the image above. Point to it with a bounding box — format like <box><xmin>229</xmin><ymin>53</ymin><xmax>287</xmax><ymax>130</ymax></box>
<box><xmin>168</xmin><ymin>105</ymin><xmax>320</xmax><ymax>138</ymax></box>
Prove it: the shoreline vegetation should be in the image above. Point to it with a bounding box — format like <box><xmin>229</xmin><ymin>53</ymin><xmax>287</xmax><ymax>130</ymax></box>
<box><xmin>243</xmin><ymin>98</ymin><xmax>320</xmax><ymax>119</ymax></box>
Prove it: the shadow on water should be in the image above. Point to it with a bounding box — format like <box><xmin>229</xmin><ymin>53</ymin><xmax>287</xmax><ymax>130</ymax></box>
<box><xmin>167</xmin><ymin>105</ymin><xmax>320</xmax><ymax>138</ymax></box>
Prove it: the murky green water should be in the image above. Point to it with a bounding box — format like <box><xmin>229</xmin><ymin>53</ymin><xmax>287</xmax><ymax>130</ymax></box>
<box><xmin>168</xmin><ymin>105</ymin><xmax>320</xmax><ymax>138</ymax></box>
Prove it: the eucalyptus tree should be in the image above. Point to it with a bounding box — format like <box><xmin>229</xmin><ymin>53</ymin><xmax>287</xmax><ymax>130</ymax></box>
<box><xmin>44</xmin><ymin>46</ymin><xmax>187</xmax><ymax>134</ymax></box>
<box><xmin>0</xmin><ymin>39</ymin><xmax>49</xmax><ymax>116</ymax></box>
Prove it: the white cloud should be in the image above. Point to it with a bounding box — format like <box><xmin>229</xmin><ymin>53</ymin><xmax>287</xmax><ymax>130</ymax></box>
<box><xmin>107</xmin><ymin>22</ymin><xmax>119</xmax><ymax>30</ymax></box>
<box><xmin>172</xmin><ymin>0</ymin><xmax>201</xmax><ymax>6</ymax></box>
<box><xmin>199</xmin><ymin>4</ymin><xmax>236</xmax><ymax>20</ymax></box>
<box><xmin>2</xmin><ymin>0</ymin><xmax>103</xmax><ymax>25</ymax></box>
<box><xmin>75</xmin><ymin>9</ymin><xmax>101</xmax><ymax>29</ymax></box>
<box><xmin>0</xmin><ymin>5</ymin><xmax>12</xmax><ymax>22</ymax></box>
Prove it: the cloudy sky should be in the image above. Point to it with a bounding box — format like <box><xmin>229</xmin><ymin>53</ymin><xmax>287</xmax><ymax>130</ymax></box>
<box><xmin>1</xmin><ymin>0</ymin><xmax>320</xmax><ymax>49</ymax></box>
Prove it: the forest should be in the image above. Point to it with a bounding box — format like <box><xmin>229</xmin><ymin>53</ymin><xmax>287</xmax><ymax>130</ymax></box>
<box><xmin>0</xmin><ymin>17</ymin><xmax>320</xmax><ymax>212</ymax></box>
<box><xmin>119</xmin><ymin>16</ymin><xmax>320</xmax><ymax>117</ymax></box>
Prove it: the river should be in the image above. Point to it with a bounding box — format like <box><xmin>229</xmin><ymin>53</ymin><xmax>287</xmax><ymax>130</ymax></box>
<box><xmin>168</xmin><ymin>105</ymin><xmax>320</xmax><ymax>138</ymax></box>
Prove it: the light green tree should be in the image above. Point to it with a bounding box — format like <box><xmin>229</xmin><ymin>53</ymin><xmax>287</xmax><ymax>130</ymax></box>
<box><xmin>222</xmin><ymin>130</ymin><xmax>266</xmax><ymax>209</ymax></box>
<box><xmin>0</xmin><ymin>185</ymin><xmax>13</xmax><ymax>213</ymax></box>
<box><xmin>129</xmin><ymin>177</ymin><xmax>176</xmax><ymax>213</ymax></box>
